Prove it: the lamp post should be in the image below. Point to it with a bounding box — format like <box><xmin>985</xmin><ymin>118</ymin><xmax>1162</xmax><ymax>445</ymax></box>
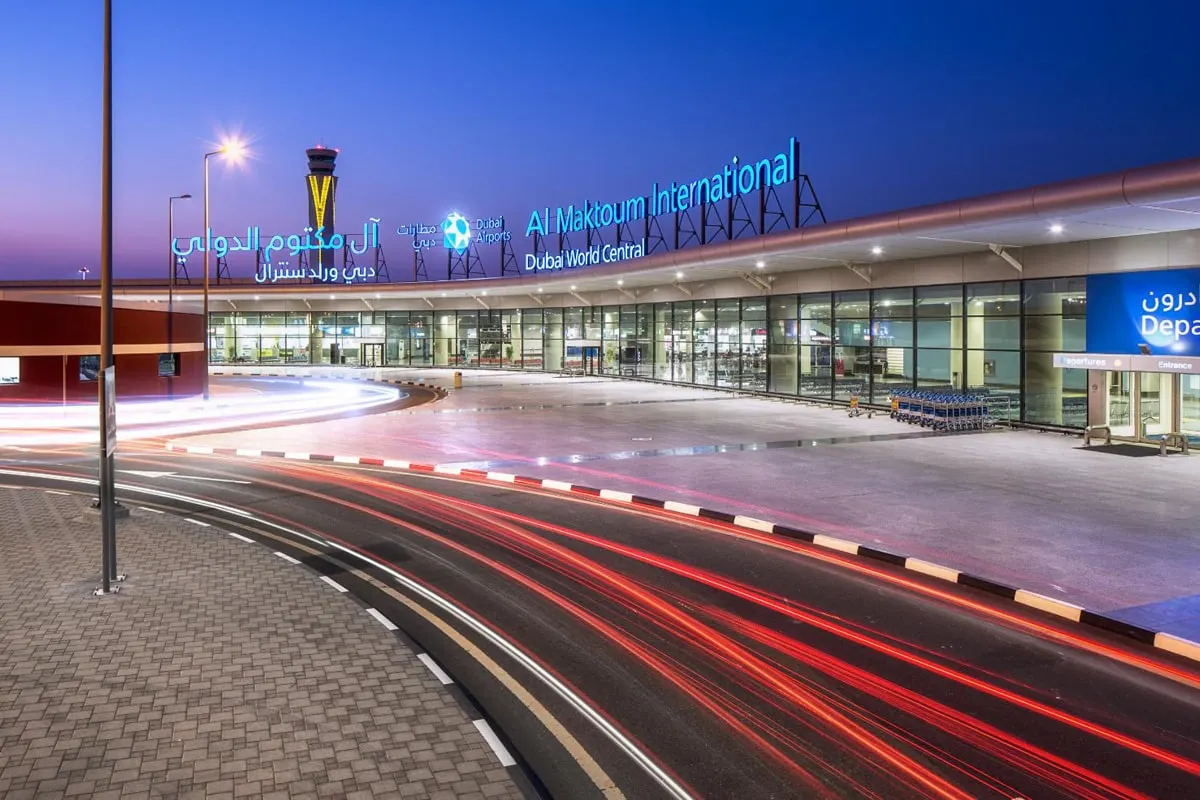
<box><xmin>96</xmin><ymin>0</ymin><xmax>120</xmax><ymax>594</ymax></box>
<box><xmin>202</xmin><ymin>141</ymin><xmax>244</xmax><ymax>401</ymax></box>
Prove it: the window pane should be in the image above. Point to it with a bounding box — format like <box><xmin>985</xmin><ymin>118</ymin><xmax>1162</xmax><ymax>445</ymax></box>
<box><xmin>1024</xmin><ymin>277</ymin><xmax>1086</xmax><ymax>315</ymax></box>
<box><xmin>871</xmin><ymin>348</ymin><xmax>913</xmax><ymax>403</ymax></box>
<box><xmin>916</xmin><ymin>284</ymin><xmax>963</xmax><ymax>318</ymax></box>
<box><xmin>835</xmin><ymin>290</ymin><xmax>869</xmax><ymax>319</ymax></box>
<box><xmin>965</xmin><ymin>350</ymin><xmax>1020</xmax><ymax>420</ymax></box>
<box><xmin>870</xmin><ymin>318</ymin><xmax>913</xmax><ymax>347</ymax></box>
<box><xmin>1024</xmin><ymin>316</ymin><xmax>1086</xmax><ymax>351</ymax></box>
<box><xmin>768</xmin><ymin>345</ymin><xmax>797</xmax><ymax>393</ymax></box>
<box><xmin>769</xmin><ymin>295</ymin><xmax>797</xmax><ymax>320</ymax></box>
<box><xmin>969</xmin><ymin>317</ymin><xmax>1019</xmax><ymax>350</ymax></box>
<box><xmin>967</xmin><ymin>281</ymin><xmax>1021</xmax><ymax>316</ymax></box>
<box><xmin>800</xmin><ymin>292</ymin><xmax>831</xmax><ymax>321</ymax></box>
<box><xmin>800</xmin><ymin>344</ymin><xmax>832</xmax><ymax>399</ymax></box>
<box><xmin>872</xmin><ymin>287</ymin><xmax>913</xmax><ymax>319</ymax></box>
<box><xmin>1025</xmin><ymin>353</ymin><xmax>1085</xmax><ymax>427</ymax></box>
<box><xmin>917</xmin><ymin>319</ymin><xmax>958</xmax><ymax>348</ymax></box>
<box><xmin>916</xmin><ymin>348</ymin><xmax>961</xmax><ymax>389</ymax></box>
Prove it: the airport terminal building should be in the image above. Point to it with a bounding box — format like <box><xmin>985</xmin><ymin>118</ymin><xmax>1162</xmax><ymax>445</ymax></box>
<box><xmin>4</xmin><ymin>147</ymin><xmax>1200</xmax><ymax>440</ymax></box>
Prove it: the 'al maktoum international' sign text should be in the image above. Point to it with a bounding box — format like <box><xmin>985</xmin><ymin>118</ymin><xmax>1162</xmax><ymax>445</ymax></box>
<box><xmin>523</xmin><ymin>137</ymin><xmax>799</xmax><ymax>238</ymax></box>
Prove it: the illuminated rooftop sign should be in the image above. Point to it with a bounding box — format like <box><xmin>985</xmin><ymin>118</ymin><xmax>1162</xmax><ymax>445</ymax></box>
<box><xmin>524</xmin><ymin>137</ymin><xmax>798</xmax><ymax>238</ymax></box>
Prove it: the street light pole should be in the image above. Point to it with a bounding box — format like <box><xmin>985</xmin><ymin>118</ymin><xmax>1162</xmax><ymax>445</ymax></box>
<box><xmin>200</xmin><ymin>139</ymin><xmax>245</xmax><ymax>400</ymax></box>
<box><xmin>203</xmin><ymin>152</ymin><xmax>217</xmax><ymax>401</ymax></box>
<box><xmin>97</xmin><ymin>0</ymin><xmax>117</xmax><ymax>593</ymax></box>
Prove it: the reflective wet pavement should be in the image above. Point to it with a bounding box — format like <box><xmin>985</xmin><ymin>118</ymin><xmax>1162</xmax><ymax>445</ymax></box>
<box><xmin>177</xmin><ymin>366</ymin><xmax>1200</xmax><ymax>640</ymax></box>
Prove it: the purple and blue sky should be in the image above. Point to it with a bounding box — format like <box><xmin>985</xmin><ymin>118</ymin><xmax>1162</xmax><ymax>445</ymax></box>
<box><xmin>2</xmin><ymin>0</ymin><xmax>1198</xmax><ymax>280</ymax></box>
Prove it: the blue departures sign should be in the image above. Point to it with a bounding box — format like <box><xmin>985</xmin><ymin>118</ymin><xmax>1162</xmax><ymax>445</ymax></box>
<box><xmin>1087</xmin><ymin>267</ymin><xmax>1200</xmax><ymax>355</ymax></box>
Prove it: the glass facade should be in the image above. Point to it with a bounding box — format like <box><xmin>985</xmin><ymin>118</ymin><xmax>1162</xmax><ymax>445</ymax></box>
<box><xmin>209</xmin><ymin>276</ymin><xmax>1088</xmax><ymax>426</ymax></box>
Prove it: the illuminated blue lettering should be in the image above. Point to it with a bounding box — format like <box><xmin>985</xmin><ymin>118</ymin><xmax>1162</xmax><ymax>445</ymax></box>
<box><xmin>525</xmin><ymin>138</ymin><xmax>800</xmax><ymax>236</ymax></box>
<box><xmin>525</xmin><ymin>208</ymin><xmax>547</xmax><ymax>237</ymax></box>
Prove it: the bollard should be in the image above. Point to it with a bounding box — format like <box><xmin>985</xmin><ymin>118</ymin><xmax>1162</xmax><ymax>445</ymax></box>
<box><xmin>453</xmin><ymin>371</ymin><xmax>463</xmax><ymax>389</ymax></box>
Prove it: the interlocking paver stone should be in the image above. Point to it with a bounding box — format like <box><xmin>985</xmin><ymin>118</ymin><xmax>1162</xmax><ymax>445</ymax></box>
<box><xmin>0</xmin><ymin>488</ymin><xmax>523</xmax><ymax>799</ymax></box>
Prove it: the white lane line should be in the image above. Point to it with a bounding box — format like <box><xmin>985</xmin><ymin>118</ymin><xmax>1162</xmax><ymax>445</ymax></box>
<box><xmin>366</xmin><ymin>607</ymin><xmax>398</xmax><ymax>631</ymax></box>
<box><xmin>184</xmin><ymin>518</ymin><xmax>210</xmax><ymax>527</ymax></box>
<box><xmin>227</xmin><ymin>532</ymin><xmax>254</xmax><ymax>543</ymax></box>
<box><xmin>417</xmin><ymin>653</ymin><xmax>454</xmax><ymax>685</ymax></box>
<box><xmin>44</xmin><ymin>490</ymin><xmax>70</xmax><ymax>496</ymax></box>
<box><xmin>320</xmin><ymin>575</ymin><xmax>348</xmax><ymax>593</ymax></box>
<box><xmin>274</xmin><ymin>551</ymin><xmax>301</xmax><ymax>564</ymax></box>
<box><xmin>138</xmin><ymin>506</ymin><xmax>165</xmax><ymax>514</ymax></box>
<box><xmin>473</xmin><ymin>719</ymin><xmax>517</xmax><ymax>767</ymax></box>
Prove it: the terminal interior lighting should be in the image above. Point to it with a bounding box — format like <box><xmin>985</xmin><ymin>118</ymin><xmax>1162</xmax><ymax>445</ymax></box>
<box><xmin>871</xmin><ymin>245</ymin><xmax>883</xmax><ymax>255</ymax></box>
<box><xmin>675</xmin><ymin>271</ymin><xmax>684</xmax><ymax>279</ymax></box>
<box><xmin>1050</xmin><ymin>223</ymin><xmax>1064</xmax><ymax>234</ymax></box>
<box><xmin>617</xmin><ymin>279</ymin><xmax>624</xmax><ymax>286</ymax></box>
<box><xmin>755</xmin><ymin>260</ymin><xmax>765</xmax><ymax>269</ymax></box>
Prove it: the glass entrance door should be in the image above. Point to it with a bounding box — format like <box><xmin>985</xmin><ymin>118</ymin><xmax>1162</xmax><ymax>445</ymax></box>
<box><xmin>1180</xmin><ymin>375</ymin><xmax>1200</xmax><ymax>442</ymax></box>
<box><xmin>1139</xmin><ymin>372</ymin><xmax>1175</xmax><ymax>439</ymax></box>
<box><xmin>362</xmin><ymin>343</ymin><xmax>384</xmax><ymax>368</ymax></box>
<box><xmin>1107</xmin><ymin>371</ymin><xmax>1135</xmax><ymax>438</ymax></box>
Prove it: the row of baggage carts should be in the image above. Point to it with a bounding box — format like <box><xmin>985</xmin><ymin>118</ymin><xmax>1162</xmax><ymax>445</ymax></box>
<box><xmin>888</xmin><ymin>389</ymin><xmax>994</xmax><ymax>431</ymax></box>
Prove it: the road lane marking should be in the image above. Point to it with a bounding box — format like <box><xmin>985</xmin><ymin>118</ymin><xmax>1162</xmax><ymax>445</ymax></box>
<box><xmin>274</xmin><ymin>551</ymin><xmax>301</xmax><ymax>564</ymax></box>
<box><xmin>473</xmin><ymin>719</ymin><xmax>517</xmax><ymax>767</ymax></box>
<box><xmin>418</xmin><ymin>653</ymin><xmax>454</xmax><ymax>685</ymax></box>
<box><xmin>184</xmin><ymin>518</ymin><xmax>210</xmax><ymax>527</ymax></box>
<box><xmin>137</xmin><ymin>506</ymin><xmax>164</xmax><ymax>514</ymax></box>
<box><xmin>44</xmin><ymin>490</ymin><xmax>70</xmax><ymax>496</ymax></box>
<box><xmin>227</xmin><ymin>532</ymin><xmax>255</xmax><ymax>543</ymax></box>
<box><xmin>366</xmin><ymin>607</ymin><xmax>398</xmax><ymax>631</ymax></box>
<box><xmin>320</xmin><ymin>575</ymin><xmax>348</xmax><ymax>593</ymax></box>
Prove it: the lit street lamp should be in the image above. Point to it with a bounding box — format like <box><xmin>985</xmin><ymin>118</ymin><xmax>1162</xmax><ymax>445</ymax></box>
<box><xmin>79</xmin><ymin>265</ymin><xmax>89</xmax><ymax>280</ymax></box>
<box><xmin>202</xmin><ymin>140</ymin><xmax>246</xmax><ymax>400</ymax></box>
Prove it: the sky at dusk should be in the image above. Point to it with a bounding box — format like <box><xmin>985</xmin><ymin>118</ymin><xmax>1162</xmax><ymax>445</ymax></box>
<box><xmin>2</xmin><ymin>0</ymin><xmax>1199</xmax><ymax>281</ymax></box>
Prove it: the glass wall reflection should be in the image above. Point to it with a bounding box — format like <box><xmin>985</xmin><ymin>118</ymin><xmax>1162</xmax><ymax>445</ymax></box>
<box><xmin>209</xmin><ymin>277</ymin><xmax>1089</xmax><ymax>426</ymax></box>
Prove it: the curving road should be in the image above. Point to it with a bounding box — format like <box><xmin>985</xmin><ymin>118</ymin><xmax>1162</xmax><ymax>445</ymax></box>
<box><xmin>3</xmin><ymin>440</ymin><xmax>1199</xmax><ymax>799</ymax></box>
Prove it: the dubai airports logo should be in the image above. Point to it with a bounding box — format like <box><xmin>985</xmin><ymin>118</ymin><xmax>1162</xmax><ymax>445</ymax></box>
<box><xmin>442</xmin><ymin>212</ymin><xmax>471</xmax><ymax>255</ymax></box>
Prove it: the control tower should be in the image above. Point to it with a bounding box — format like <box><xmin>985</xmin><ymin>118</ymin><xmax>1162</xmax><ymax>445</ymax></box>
<box><xmin>305</xmin><ymin>146</ymin><xmax>339</xmax><ymax>274</ymax></box>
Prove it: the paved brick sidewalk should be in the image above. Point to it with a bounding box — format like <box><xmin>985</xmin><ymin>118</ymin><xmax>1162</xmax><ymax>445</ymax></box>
<box><xmin>0</xmin><ymin>487</ymin><xmax>524</xmax><ymax>800</ymax></box>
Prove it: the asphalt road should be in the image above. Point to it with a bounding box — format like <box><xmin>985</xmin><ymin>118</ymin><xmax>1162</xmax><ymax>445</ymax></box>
<box><xmin>3</xmin><ymin>442</ymin><xmax>1199</xmax><ymax>800</ymax></box>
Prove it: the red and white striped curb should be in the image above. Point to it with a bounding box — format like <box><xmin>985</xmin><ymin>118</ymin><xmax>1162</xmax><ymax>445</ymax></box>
<box><xmin>162</xmin><ymin>441</ymin><xmax>1200</xmax><ymax>668</ymax></box>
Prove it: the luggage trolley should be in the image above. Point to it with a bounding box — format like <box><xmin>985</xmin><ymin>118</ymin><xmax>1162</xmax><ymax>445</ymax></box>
<box><xmin>847</xmin><ymin>383</ymin><xmax>872</xmax><ymax>418</ymax></box>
